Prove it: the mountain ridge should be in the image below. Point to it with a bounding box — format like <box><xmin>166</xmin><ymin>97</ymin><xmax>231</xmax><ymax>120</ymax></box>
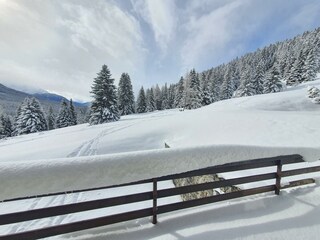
<box><xmin>0</xmin><ymin>83</ymin><xmax>89</xmax><ymax>119</ymax></box>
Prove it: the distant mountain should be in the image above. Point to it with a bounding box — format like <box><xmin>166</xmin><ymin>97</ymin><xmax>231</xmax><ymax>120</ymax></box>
<box><xmin>0</xmin><ymin>83</ymin><xmax>89</xmax><ymax>123</ymax></box>
<box><xmin>32</xmin><ymin>92</ymin><xmax>89</xmax><ymax>107</ymax></box>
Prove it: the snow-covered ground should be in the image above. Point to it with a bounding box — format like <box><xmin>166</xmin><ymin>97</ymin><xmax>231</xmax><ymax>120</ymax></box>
<box><xmin>0</xmin><ymin>79</ymin><xmax>320</xmax><ymax>239</ymax></box>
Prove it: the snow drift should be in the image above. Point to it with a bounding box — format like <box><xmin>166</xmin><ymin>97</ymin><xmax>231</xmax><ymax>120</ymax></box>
<box><xmin>1</xmin><ymin>144</ymin><xmax>320</xmax><ymax>201</ymax></box>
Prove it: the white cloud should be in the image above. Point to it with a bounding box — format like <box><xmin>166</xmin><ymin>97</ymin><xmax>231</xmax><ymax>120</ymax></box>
<box><xmin>0</xmin><ymin>0</ymin><xmax>146</xmax><ymax>101</ymax></box>
<box><xmin>180</xmin><ymin>0</ymin><xmax>245</xmax><ymax>71</ymax></box>
<box><xmin>132</xmin><ymin>0</ymin><xmax>177</xmax><ymax>56</ymax></box>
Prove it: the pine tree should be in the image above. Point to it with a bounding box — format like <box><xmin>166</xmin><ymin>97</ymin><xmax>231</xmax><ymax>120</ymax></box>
<box><xmin>56</xmin><ymin>100</ymin><xmax>71</xmax><ymax>128</ymax></box>
<box><xmin>69</xmin><ymin>99</ymin><xmax>77</xmax><ymax>126</ymax></box>
<box><xmin>168</xmin><ymin>84</ymin><xmax>176</xmax><ymax>109</ymax></box>
<box><xmin>200</xmin><ymin>72</ymin><xmax>212</xmax><ymax>105</ymax></box>
<box><xmin>47</xmin><ymin>106</ymin><xmax>55</xmax><ymax>130</ymax></box>
<box><xmin>146</xmin><ymin>88</ymin><xmax>156</xmax><ymax>112</ymax></box>
<box><xmin>89</xmin><ymin>65</ymin><xmax>120</xmax><ymax>125</ymax></box>
<box><xmin>220</xmin><ymin>66</ymin><xmax>235</xmax><ymax>100</ymax></box>
<box><xmin>14</xmin><ymin>97</ymin><xmax>48</xmax><ymax>135</ymax></box>
<box><xmin>184</xmin><ymin>69</ymin><xmax>202</xmax><ymax>109</ymax></box>
<box><xmin>12</xmin><ymin>104</ymin><xmax>22</xmax><ymax>136</ymax></box>
<box><xmin>235</xmin><ymin>66</ymin><xmax>255</xmax><ymax>97</ymax></box>
<box><xmin>136</xmin><ymin>87</ymin><xmax>147</xmax><ymax>113</ymax></box>
<box><xmin>174</xmin><ymin>77</ymin><xmax>185</xmax><ymax>108</ymax></box>
<box><xmin>161</xmin><ymin>84</ymin><xmax>169</xmax><ymax>110</ymax></box>
<box><xmin>0</xmin><ymin>114</ymin><xmax>12</xmax><ymax>138</ymax></box>
<box><xmin>118</xmin><ymin>73</ymin><xmax>135</xmax><ymax>115</ymax></box>
<box><xmin>253</xmin><ymin>61</ymin><xmax>265</xmax><ymax>94</ymax></box>
<box><xmin>154</xmin><ymin>84</ymin><xmax>162</xmax><ymax>110</ymax></box>
<box><xmin>263</xmin><ymin>65</ymin><xmax>283</xmax><ymax>94</ymax></box>
<box><xmin>302</xmin><ymin>48</ymin><xmax>317</xmax><ymax>83</ymax></box>
<box><xmin>288</xmin><ymin>50</ymin><xmax>304</xmax><ymax>85</ymax></box>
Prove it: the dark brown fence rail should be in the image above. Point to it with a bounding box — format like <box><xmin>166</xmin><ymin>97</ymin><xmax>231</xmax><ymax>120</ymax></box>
<box><xmin>0</xmin><ymin>154</ymin><xmax>319</xmax><ymax>240</ymax></box>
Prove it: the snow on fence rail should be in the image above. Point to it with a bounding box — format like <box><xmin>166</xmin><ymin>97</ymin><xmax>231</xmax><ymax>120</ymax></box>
<box><xmin>0</xmin><ymin>144</ymin><xmax>320</xmax><ymax>201</ymax></box>
<box><xmin>0</xmin><ymin>154</ymin><xmax>320</xmax><ymax>239</ymax></box>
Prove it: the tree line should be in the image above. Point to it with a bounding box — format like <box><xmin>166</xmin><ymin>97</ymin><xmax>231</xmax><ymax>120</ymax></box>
<box><xmin>0</xmin><ymin>98</ymin><xmax>78</xmax><ymax>139</ymax></box>
<box><xmin>89</xmin><ymin>27</ymin><xmax>320</xmax><ymax>125</ymax></box>
<box><xmin>1</xmin><ymin>27</ymin><xmax>319</xmax><ymax>136</ymax></box>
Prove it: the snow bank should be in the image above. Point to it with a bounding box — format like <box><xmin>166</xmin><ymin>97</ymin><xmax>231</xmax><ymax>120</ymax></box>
<box><xmin>1</xmin><ymin>144</ymin><xmax>319</xmax><ymax>201</ymax></box>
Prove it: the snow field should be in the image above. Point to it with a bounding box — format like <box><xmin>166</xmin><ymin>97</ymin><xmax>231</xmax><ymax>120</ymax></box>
<box><xmin>0</xmin><ymin>80</ymin><xmax>320</xmax><ymax>238</ymax></box>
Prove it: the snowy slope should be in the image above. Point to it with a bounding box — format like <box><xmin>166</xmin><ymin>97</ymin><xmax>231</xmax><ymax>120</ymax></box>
<box><xmin>0</xmin><ymin>80</ymin><xmax>320</xmax><ymax>238</ymax></box>
<box><xmin>1</xmin><ymin>80</ymin><xmax>320</xmax><ymax>163</ymax></box>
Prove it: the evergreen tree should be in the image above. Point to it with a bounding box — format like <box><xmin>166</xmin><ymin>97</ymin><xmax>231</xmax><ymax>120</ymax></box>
<box><xmin>307</xmin><ymin>86</ymin><xmax>320</xmax><ymax>104</ymax></box>
<box><xmin>14</xmin><ymin>97</ymin><xmax>47</xmax><ymax>135</ymax></box>
<box><xmin>235</xmin><ymin>66</ymin><xmax>255</xmax><ymax>97</ymax></box>
<box><xmin>174</xmin><ymin>77</ymin><xmax>185</xmax><ymax>108</ymax></box>
<box><xmin>47</xmin><ymin>106</ymin><xmax>55</xmax><ymax>130</ymax></box>
<box><xmin>161</xmin><ymin>83</ymin><xmax>169</xmax><ymax>110</ymax></box>
<box><xmin>168</xmin><ymin>84</ymin><xmax>176</xmax><ymax>108</ymax></box>
<box><xmin>12</xmin><ymin>104</ymin><xmax>22</xmax><ymax>136</ymax></box>
<box><xmin>302</xmin><ymin>48</ymin><xmax>317</xmax><ymax>83</ymax></box>
<box><xmin>136</xmin><ymin>87</ymin><xmax>147</xmax><ymax>113</ymax></box>
<box><xmin>288</xmin><ymin>50</ymin><xmax>304</xmax><ymax>85</ymax></box>
<box><xmin>56</xmin><ymin>100</ymin><xmax>71</xmax><ymax>128</ymax></box>
<box><xmin>69</xmin><ymin>99</ymin><xmax>77</xmax><ymax>126</ymax></box>
<box><xmin>184</xmin><ymin>69</ymin><xmax>202</xmax><ymax>109</ymax></box>
<box><xmin>252</xmin><ymin>61</ymin><xmax>265</xmax><ymax>94</ymax></box>
<box><xmin>0</xmin><ymin>114</ymin><xmax>12</xmax><ymax>139</ymax></box>
<box><xmin>263</xmin><ymin>65</ymin><xmax>283</xmax><ymax>94</ymax></box>
<box><xmin>118</xmin><ymin>73</ymin><xmax>135</xmax><ymax>115</ymax></box>
<box><xmin>200</xmin><ymin>72</ymin><xmax>212</xmax><ymax>105</ymax></box>
<box><xmin>154</xmin><ymin>84</ymin><xmax>162</xmax><ymax>110</ymax></box>
<box><xmin>220</xmin><ymin>66</ymin><xmax>235</xmax><ymax>100</ymax></box>
<box><xmin>146</xmin><ymin>88</ymin><xmax>156</xmax><ymax>112</ymax></box>
<box><xmin>89</xmin><ymin>65</ymin><xmax>120</xmax><ymax>124</ymax></box>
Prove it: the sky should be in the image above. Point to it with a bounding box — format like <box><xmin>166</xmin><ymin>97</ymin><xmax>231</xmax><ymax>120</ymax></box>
<box><xmin>0</xmin><ymin>0</ymin><xmax>320</xmax><ymax>102</ymax></box>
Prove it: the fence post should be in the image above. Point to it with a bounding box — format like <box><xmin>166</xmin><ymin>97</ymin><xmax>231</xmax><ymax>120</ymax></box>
<box><xmin>152</xmin><ymin>178</ymin><xmax>158</xmax><ymax>224</ymax></box>
<box><xmin>275</xmin><ymin>160</ymin><xmax>282</xmax><ymax>195</ymax></box>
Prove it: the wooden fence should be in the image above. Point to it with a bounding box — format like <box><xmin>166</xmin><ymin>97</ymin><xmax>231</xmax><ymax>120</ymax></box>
<box><xmin>0</xmin><ymin>154</ymin><xmax>319</xmax><ymax>239</ymax></box>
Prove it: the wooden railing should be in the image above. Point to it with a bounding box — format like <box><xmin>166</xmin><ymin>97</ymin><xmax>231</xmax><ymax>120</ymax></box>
<box><xmin>0</xmin><ymin>154</ymin><xmax>319</xmax><ymax>239</ymax></box>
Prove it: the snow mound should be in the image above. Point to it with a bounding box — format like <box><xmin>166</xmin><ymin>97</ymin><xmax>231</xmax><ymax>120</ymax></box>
<box><xmin>0</xmin><ymin>144</ymin><xmax>319</xmax><ymax>201</ymax></box>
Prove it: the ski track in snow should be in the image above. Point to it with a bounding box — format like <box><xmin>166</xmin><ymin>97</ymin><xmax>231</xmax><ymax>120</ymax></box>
<box><xmin>6</xmin><ymin>118</ymin><xmax>155</xmax><ymax>235</ymax></box>
<box><xmin>67</xmin><ymin>120</ymin><xmax>147</xmax><ymax>157</ymax></box>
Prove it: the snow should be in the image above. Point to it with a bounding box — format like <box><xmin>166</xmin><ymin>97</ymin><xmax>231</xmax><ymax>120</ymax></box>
<box><xmin>1</xmin><ymin>144</ymin><xmax>320</xmax><ymax>201</ymax></box>
<box><xmin>61</xmin><ymin>184</ymin><xmax>320</xmax><ymax>240</ymax></box>
<box><xmin>0</xmin><ymin>80</ymin><xmax>320</xmax><ymax>238</ymax></box>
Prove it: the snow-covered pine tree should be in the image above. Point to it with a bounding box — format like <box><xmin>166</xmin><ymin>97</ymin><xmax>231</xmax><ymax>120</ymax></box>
<box><xmin>263</xmin><ymin>64</ymin><xmax>283</xmax><ymax>94</ymax></box>
<box><xmin>12</xmin><ymin>104</ymin><xmax>22</xmax><ymax>136</ymax></box>
<box><xmin>0</xmin><ymin>114</ymin><xmax>9</xmax><ymax>139</ymax></box>
<box><xmin>14</xmin><ymin>97</ymin><xmax>48</xmax><ymax>135</ymax></box>
<box><xmin>154</xmin><ymin>84</ymin><xmax>162</xmax><ymax>110</ymax></box>
<box><xmin>118</xmin><ymin>73</ymin><xmax>135</xmax><ymax>115</ymax></box>
<box><xmin>220</xmin><ymin>66</ymin><xmax>235</xmax><ymax>100</ymax></box>
<box><xmin>174</xmin><ymin>77</ymin><xmax>185</xmax><ymax>108</ymax></box>
<box><xmin>69</xmin><ymin>99</ymin><xmax>77</xmax><ymax>126</ymax></box>
<box><xmin>136</xmin><ymin>86</ymin><xmax>147</xmax><ymax>113</ymax></box>
<box><xmin>0</xmin><ymin>115</ymin><xmax>12</xmax><ymax>138</ymax></box>
<box><xmin>200</xmin><ymin>72</ymin><xmax>212</xmax><ymax>105</ymax></box>
<box><xmin>234</xmin><ymin>66</ymin><xmax>255</xmax><ymax>97</ymax></box>
<box><xmin>252</xmin><ymin>61</ymin><xmax>265</xmax><ymax>94</ymax></box>
<box><xmin>47</xmin><ymin>106</ymin><xmax>55</xmax><ymax>130</ymax></box>
<box><xmin>288</xmin><ymin>50</ymin><xmax>304</xmax><ymax>85</ymax></box>
<box><xmin>161</xmin><ymin>84</ymin><xmax>169</xmax><ymax>110</ymax></box>
<box><xmin>146</xmin><ymin>88</ymin><xmax>156</xmax><ymax>112</ymax></box>
<box><xmin>89</xmin><ymin>65</ymin><xmax>120</xmax><ymax>125</ymax></box>
<box><xmin>168</xmin><ymin>84</ymin><xmax>176</xmax><ymax>109</ymax></box>
<box><xmin>302</xmin><ymin>48</ymin><xmax>317</xmax><ymax>83</ymax></box>
<box><xmin>56</xmin><ymin>100</ymin><xmax>72</xmax><ymax>128</ymax></box>
<box><xmin>184</xmin><ymin>69</ymin><xmax>202</xmax><ymax>109</ymax></box>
